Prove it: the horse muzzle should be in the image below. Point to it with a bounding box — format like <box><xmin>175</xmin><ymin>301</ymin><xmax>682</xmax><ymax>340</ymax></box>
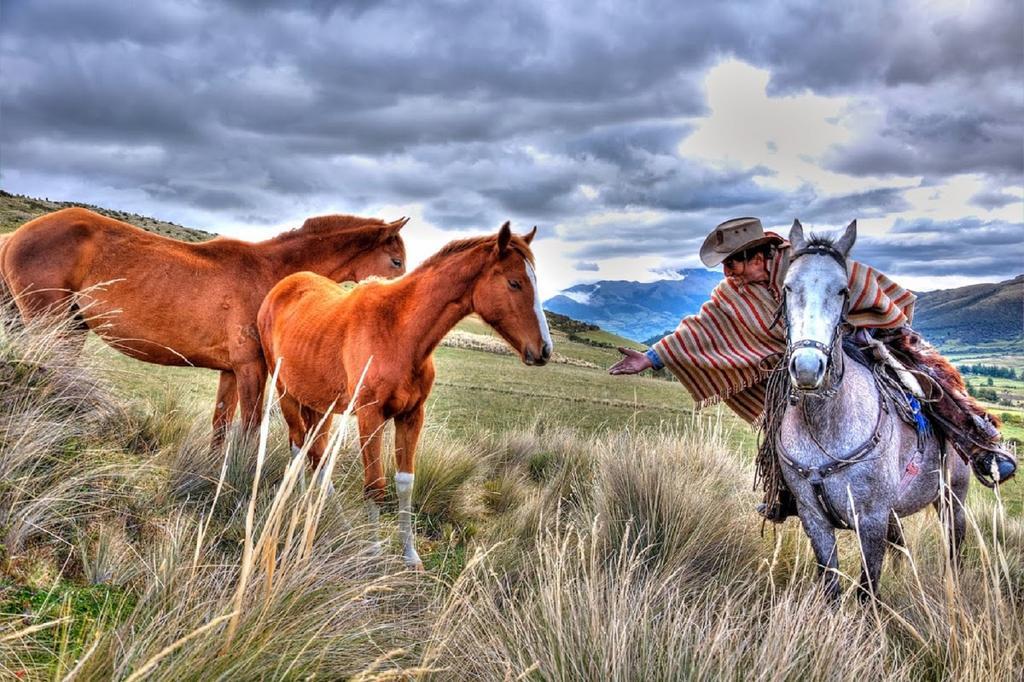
<box><xmin>789</xmin><ymin>347</ymin><xmax>827</xmax><ymax>390</ymax></box>
<box><xmin>524</xmin><ymin>342</ymin><xmax>552</xmax><ymax>367</ymax></box>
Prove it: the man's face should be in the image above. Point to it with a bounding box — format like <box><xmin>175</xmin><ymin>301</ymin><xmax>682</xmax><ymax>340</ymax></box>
<box><xmin>722</xmin><ymin>251</ymin><xmax>768</xmax><ymax>286</ymax></box>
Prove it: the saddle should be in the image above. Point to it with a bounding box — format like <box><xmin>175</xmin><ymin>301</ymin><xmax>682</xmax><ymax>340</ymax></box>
<box><xmin>866</xmin><ymin>327</ymin><xmax>1014</xmax><ymax>487</ymax></box>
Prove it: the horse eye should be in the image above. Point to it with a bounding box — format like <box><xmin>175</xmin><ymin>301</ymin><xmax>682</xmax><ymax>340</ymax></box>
<box><xmin>508</xmin><ymin>279</ymin><xmax>522</xmax><ymax>291</ymax></box>
<box><xmin>391</xmin><ymin>258</ymin><xmax>403</xmax><ymax>267</ymax></box>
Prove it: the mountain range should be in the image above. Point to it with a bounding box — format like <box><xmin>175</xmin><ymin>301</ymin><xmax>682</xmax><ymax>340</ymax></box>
<box><xmin>543</xmin><ymin>269</ymin><xmax>724</xmax><ymax>344</ymax></box>
<box><xmin>545</xmin><ymin>271</ymin><xmax>1024</xmax><ymax>350</ymax></box>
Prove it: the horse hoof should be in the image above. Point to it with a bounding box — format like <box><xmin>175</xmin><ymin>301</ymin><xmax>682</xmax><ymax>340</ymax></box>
<box><xmin>404</xmin><ymin>551</ymin><xmax>424</xmax><ymax>571</ymax></box>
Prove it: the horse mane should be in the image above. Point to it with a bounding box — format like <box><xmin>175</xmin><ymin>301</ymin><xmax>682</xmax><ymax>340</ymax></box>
<box><xmin>417</xmin><ymin>234</ymin><xmax>535</xmax><ymax>271</ymax></box>
<box><xmin>263</xmin><ymin>214</ymin><xmax>392</xmax><ymax>245</ymax></box>
<box><xmin>299</xmin><ymin>214</ymin><xmax>388</xmax><ymax>233</ymax></box>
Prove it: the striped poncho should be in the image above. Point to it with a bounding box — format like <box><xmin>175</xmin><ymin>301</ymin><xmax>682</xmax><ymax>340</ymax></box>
<box><xmin>651</xmin><ymin>244</ymin><xmax>916</xmax><ymax>424</ymax></box>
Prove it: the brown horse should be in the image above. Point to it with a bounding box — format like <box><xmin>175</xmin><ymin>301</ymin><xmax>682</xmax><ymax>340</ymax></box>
<box><xmin>0</xmin><ymin>207</ymin><xmax>408</xmax><ymax>441</ymax></box>
<box><xmin>258</xmin><ymin>221</ymin><xmax>553</xmax><ymax>567</ymax></box>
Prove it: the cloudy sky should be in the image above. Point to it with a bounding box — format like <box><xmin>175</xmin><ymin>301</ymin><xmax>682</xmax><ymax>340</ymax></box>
<box><xmin>2</xmin><ymin>0</ymin><xmax>1022</xmax><ymax>297</ymax></box>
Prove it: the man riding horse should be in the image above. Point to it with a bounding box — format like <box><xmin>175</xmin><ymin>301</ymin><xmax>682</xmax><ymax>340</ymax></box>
<box><xmin>609</xmin><ymin>217</ymin><xmax>1016</xmax><ymax>522</ymax></box>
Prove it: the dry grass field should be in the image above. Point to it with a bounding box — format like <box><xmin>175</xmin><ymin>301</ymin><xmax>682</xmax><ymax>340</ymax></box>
<box><xmin>1</xmin><ymin>309</ymin><xmax>1021</xmax><ymax>680</ymax></box>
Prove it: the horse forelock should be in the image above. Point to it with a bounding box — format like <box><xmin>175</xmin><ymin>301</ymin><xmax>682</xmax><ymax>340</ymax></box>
<box><xmin>805</xmin><ymin>233</ymin><xmax>838</xmax><ymax>251</ymax></box>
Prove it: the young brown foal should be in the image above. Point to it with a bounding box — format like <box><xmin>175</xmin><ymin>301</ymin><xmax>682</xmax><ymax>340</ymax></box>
<box><xmin>0</xmin><ymin>208</ymin><xmax>408</xmax><ymax>444</ymax></box>
<box><xmin>258</xmin><ymin>222</ymin><xmax>553</xmax><ymax>567</ymax></box>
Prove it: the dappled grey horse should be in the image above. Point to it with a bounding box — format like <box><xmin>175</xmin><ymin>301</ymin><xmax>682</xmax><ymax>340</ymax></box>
<box><xmin>776</xmin><ymin>219</ymin><xmax>969</xmax><ymax>602</ymax></box>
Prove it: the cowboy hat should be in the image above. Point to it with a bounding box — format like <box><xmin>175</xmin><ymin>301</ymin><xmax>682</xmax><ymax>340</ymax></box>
<box><xmin>699</xmin><ymin>217</ymin><xmax>783</xmax><ymax>267</ymax></box>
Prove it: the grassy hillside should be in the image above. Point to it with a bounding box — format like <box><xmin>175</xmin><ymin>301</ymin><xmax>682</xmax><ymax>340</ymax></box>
<box><xmin>914</xmin><ymin>275</ymin><xmax>1024</xmax><ymax>350</ymax></box>
<box><xmin>0</xmin><ymin>190</ymin><xmax>215</xmax><ymax>242</ymax></box>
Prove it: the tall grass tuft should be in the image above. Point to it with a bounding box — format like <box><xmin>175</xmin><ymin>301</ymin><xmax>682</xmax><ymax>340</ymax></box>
<box><xmin>423</xmin><ymin>420</ymin><xmax>1024</xmax><ymax>681</ymax></box>
<box><xmin>0</xmin><ymin>314</ymin><xmax>145</xmax><ymax>570</ymax></box>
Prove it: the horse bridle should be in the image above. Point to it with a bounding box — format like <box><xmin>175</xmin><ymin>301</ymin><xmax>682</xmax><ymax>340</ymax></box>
<box><xmin>772</xmin><ymin>240</ymin><xmax>895</xmax><ymax>528</ymax></box>
<box><xmin>775</xmin><ymin>242</ymin><xmax>852</xmax><ymax>395</ymax></box>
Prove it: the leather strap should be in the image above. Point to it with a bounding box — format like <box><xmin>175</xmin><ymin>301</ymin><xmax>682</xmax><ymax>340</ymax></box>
<box><xmin>777</xmin><ymin>392</ymin><xmax>891</xmax><ymax>529</ymax></box>
<box><xmin>790</xmin><ymin>243</ymin><xmax>848</xmax><ymax>269</ymax></box>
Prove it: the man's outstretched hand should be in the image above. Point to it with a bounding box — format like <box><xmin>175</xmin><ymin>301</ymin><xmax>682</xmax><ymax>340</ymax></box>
<box><xmin>608</xmin><ymin>347</ymin><xmax>653</xmax><ymax>375</ymax></box>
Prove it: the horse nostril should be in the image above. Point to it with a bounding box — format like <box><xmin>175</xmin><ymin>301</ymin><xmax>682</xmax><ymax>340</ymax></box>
<box><xmin>541</xmin><ymin>343</ymin><xmax>552</xmax><ymax>360</ymax></box>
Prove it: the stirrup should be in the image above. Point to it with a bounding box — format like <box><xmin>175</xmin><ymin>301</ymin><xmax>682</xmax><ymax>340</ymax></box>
<box><xmin>971</xmin><ymin>447</ymin><xmax>1017</xmax><ymax>488</ymax></box>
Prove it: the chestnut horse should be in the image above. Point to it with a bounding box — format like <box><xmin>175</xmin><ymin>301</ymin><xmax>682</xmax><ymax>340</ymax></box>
<box><xmin>0</xmin><ymin>207</ymin><xmax>408</xmax><ymax>442</ymax></box>
<box><xmin>258</xmin><ymin>222</ymin><xmax>553</xmax><ymax>567</ymax></box>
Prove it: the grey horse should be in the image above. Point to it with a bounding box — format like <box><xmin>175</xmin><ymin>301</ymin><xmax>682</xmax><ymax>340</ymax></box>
<box><xmin>777</xmin><ymin>219</ymin><xmax>969</xmax><ymax>602</ymax></box>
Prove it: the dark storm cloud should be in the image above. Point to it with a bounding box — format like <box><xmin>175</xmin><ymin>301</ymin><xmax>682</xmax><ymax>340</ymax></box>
<box><xmin>1</xmin><ymin>0</ymin><xmax>732</xmax><ymax>226</ymax></box>
<box><xmin>852</xmin><ymin>218</ymin><xmax>1024</xmax><ymax>279</ymax></box>
<box><xmin>748</xmin><ymin>1</ymin><xmax>1024</xmax><ymax>180</ymax></box>
<box><xmin>826</xmin><ymin>99</ymin><xmax>1024</xmax><ymax>179</ymax></box>
<box><xmin>800</xmin><ymin>187</ymin><xmax>912</xmax><ymax>223</ymax></box>
<box><xmin>1</xmin><ymin>0</ymin><xmax>1021</xmax><ymax>283</ymax></box>
<box><xmin>2</xmin><ymin>1</ymin><xmax>202</xmax><ymax>45</ymax></box>
<box><xmin>970</xmin><ymin>188</ymin><xmax>1021</xmax><ymax>211</ymax></box>
<box><xmin>558</xmin><ymin>214</ymin><xmax>709</xmax><ymax>261</ymax></box>
<box><xmin>750</xmin><ymin>0</ymin><xmax>1023</xmax><ymax>92</ymax></box>
<box><xmin>561</xmin><ymin>122</ymin><xmax>694</xmax><ymax>169</ymax></box>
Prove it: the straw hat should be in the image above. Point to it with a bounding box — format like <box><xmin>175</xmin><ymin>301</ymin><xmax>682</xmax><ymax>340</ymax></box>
<box><xmin>699</xmin><ymin>217</ymin><xmax>783</xmax><ymax>267</ymax></box>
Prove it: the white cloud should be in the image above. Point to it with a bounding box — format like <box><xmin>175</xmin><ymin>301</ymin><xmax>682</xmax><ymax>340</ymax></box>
<box><xmin>562</xmin><ymin>290</ymin><xmax>592</xmax><ymax>304</ymax></box>
<box><xmin>903</xmin><ymin>174</ymin><xmax>1022</xmax><ymax>223</ymax></box>
<box><xmin>677</xmin><ymin>59</ymin><xmax>921</xmax><ymax>197</ymax></box>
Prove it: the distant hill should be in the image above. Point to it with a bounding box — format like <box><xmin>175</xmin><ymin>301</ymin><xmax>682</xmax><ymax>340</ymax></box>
<box><xmin>543</xmin><ymin>269</ymin><xmax>722</xmax><ymax>343</ymax></box>
<box><xmin>0</xmin><ymin>190</ymin><xmax>215</xmax><ymax>242</ymax></box>
<box><xmin>913</xmin><ymin>275</ymin><xmax>1023</xmax><ymax>349</ymax></box>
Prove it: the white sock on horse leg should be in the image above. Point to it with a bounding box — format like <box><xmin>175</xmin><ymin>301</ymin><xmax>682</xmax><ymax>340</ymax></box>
<box><xmin>395</xmin><ymin>472</ymin><xmax>422</xmax><ymax>568</ymax></box>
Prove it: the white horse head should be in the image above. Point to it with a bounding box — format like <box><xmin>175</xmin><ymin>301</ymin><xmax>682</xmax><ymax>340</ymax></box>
<box><xmin>783</xmin><ymin>219</ymin><xmax>856</xmax><ymax>390</ymax></box>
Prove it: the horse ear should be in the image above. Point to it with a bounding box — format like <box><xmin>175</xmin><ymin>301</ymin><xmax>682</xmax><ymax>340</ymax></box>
<box><xmin>496</xmin><ymin>221</ymin><xmax>512</xmax><ymax>255</ymax></box>
<box><xmin>834</xmin><ymin>219</ymin><xmax>857</xmax><ymax>256</ymax></box>
<box><xmin>384</xmin><ymin>216</ymin><xmax>409</xmax><ymax>238</ymax></box>
<box><xmin>789</xmin><ymin>219</ymin><xmax>806</xmax><ymax>250</ymax></box>
<box><xmin>523</xmin><ymin>226</ymin><xmax>537</xmax><ymax>245</ymax></box>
